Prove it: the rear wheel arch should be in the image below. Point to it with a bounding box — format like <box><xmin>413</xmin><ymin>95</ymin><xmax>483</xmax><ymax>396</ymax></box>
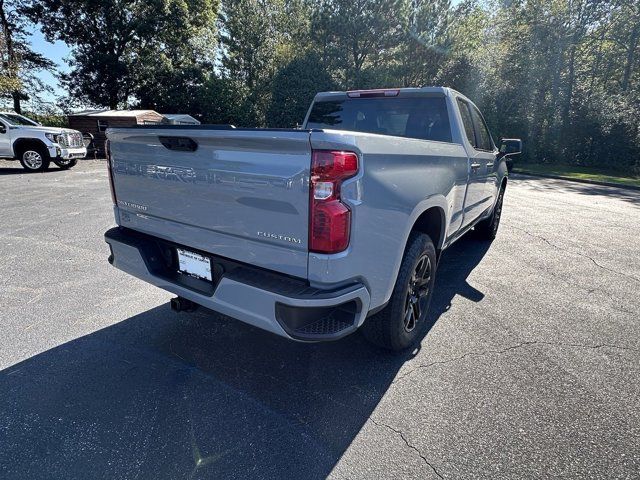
<box><xmin>375</xmin><ymin>203</ymin><xmax>448</xmax><ymax>310</ymax></box>
<box><xmin>409</xmin><ymin>206</ymin><xmax>446</xmax><ymax>258</ymax></box>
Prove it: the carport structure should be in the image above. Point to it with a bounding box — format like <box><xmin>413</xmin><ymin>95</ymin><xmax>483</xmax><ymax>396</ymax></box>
<box><xmin>67</xmin><ymin>109</ymin><xmax>165</xmax><ymax>154</ymax></box>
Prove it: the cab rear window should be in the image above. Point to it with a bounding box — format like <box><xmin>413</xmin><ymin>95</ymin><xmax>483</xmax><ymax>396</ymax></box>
<box><xmin>306</xmin><ymin>97</ymin><xmax>452</xmax><ymax>143</ymax></box>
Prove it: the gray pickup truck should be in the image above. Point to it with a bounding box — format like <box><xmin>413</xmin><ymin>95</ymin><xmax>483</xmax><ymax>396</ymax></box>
<box><xmin>104</xmin><ymin>87</ymin><xmax>521</xmax><ymax>351</ymax></box>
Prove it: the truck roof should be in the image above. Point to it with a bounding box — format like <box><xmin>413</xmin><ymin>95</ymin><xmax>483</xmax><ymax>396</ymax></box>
<box><xmin>313</xmin><ymin>87</ymin><xmax>463</xmax><ymax>102</ymax></box>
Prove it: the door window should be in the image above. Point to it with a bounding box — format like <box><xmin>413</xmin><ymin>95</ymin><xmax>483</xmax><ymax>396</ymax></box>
<box><xmin>470</xmin><ymin>106</ymin><xmax>494</xmax><ymax>151</ymax></box>
<box><xmin>457</xmin><ymin>99</ymin><xmax>476</xmax><ymax>147</ymax></box>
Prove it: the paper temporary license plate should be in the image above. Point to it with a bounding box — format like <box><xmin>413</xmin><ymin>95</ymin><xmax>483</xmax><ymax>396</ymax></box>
<box><xmin>176</xmin><ymin>248</ymin><xmax>212</xmax><ymax>281</ymax></box>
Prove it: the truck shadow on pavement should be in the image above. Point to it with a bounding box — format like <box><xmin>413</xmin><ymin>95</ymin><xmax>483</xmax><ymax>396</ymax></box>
<box><xmin>0</xmin><ymin>237</ymin><xmax>489</xmax><ymax>480</ymax></box>
<box><xmin>511</xmin><ymin>175</ymin><xmax>640</xmax><ymax>205</ymax></box>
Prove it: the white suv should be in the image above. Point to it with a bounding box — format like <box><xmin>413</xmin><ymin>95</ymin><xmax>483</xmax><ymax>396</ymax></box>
<box><xmin>0</xmin><ymin>112</ymin><xmax>87</xmax><ymax>172</ymax></box>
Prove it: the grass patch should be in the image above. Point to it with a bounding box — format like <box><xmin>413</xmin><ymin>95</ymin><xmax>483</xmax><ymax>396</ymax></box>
<box><xmin>513</xmin><ymin>163</ymin><xmax>640</xmax><ymax>188</ymax></box>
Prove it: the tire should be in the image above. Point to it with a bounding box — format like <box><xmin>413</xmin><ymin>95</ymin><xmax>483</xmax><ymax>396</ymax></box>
<box><xmin>18</xmin><ymin>146</ymin><xmax>51</xmax><ymax>172</ymax></box>
<box><xmin>362</xmin><ymin>232</ymin><xmax>437</xmax><ymax>351</ymax></box>
<box><xmin>54</xmin><ymin>158</ymin><xmax>78</xmax><ymax>170</ymax></box>
<box><xmin>475</xmin><ymin>185</ymin><xmax>505</xmax><ymax>241</ymax></box>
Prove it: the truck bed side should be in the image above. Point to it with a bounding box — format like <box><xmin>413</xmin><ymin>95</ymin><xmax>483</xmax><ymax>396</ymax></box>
<box><xmin>307</xmin><ymin>130</ymin><xmax>468</xmax><ymax>308</ymax></box>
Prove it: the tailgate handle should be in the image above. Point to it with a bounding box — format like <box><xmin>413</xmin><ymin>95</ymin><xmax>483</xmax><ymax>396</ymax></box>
<box><xmin>159</xmin><ymin>136</ymin><xmax>198</xmax><ymax>152</ymax></box>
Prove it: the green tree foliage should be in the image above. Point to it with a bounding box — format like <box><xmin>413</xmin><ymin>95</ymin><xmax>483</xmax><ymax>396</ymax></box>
<box><xmin>21</xmin><ymin>0</ymin><xmax>640</xmax><ymax>173</ymax></box>
<box><xmin>395</xmin><ymin>0</ymin><xmax>452</xmax><ymax>87</ymax></box>
<box><xmin>266</xmin><ymin>51</ymin><xmax>336</xmax><ymax>127</ymax></box>
<box><xmin>310</xmin><ymin>0</ymin><xmax>409</xmax><ymax>88</ymax></box>
<box><xmin>0</xmin><ymin>0</ymin><xmax>54</xmax><ymax>113</ymax></box>
<box><xmin>24</xmin><ymin>0</ymin><xmax>219</xmax><ymax>109</ymax></box>
<box><xmin>134</xmin><ymin>1</ymin><xmax>219</xmax><ymax>113</ymax></box>
<box><xmin>218</xmin><ymin>0</ymin><xmax>310</xmax><ymax>125</ymax></box>
<box><xmin>479</xmin><ymin>0</ymin><xmax>640</xmax><ymax>172</ymax></box>
<box><xmin>23</xmin><ymin>111</ymin><xmax>67</xmax><ymax>127</ymax></box>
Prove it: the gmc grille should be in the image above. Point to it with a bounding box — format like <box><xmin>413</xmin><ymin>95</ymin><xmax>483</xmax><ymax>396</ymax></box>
<box><xmin>58</xmin><ymin>132</ymin><xmax>84</xmax><ymax>148</ymax></box>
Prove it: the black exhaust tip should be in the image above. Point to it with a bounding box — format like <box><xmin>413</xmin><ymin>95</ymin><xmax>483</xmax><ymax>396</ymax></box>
<box><xmin>170</xmin><ymin>296</ymin><xmax>198</xmax><ymax>313</ymax></box>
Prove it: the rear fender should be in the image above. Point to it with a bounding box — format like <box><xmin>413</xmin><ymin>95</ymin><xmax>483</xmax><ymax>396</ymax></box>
<box><xmin>381</xmin><ymin>196</ymin><xmax>448</xmax><ymax>303</ymax></box>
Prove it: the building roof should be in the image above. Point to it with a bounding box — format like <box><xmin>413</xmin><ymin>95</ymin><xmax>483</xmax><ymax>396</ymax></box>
<box><xmin>69</xmin><ymin>109</ymin><xmax>160</xmax><ymax>117</ymax></box>
<box><xmin>162</xmin><ymin>114</ymin><xmax>201</xmax><ymax>125</ymax></box>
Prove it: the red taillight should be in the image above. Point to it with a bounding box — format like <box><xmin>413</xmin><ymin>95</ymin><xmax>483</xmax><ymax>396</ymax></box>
<box><xmin>105</xmin><ymin>139</ymin><xmax>117</xmax><ymax>205</ymax></box>
<box><xmin>310</xmin><ymin>150</ymin><xmax>359</xmax><ymax>253</ymax></box>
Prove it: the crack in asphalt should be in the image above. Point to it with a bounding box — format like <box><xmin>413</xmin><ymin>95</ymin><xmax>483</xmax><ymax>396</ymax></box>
<box><xmin>370</xmin><ymin>418</ymin><xmax>444</xmax><ymax>479</ymax></box>
<box><xmin>509</xmin><ymin>225</ymin><xmax>640</xmax><ymax>284</ymax></box>
<box><xmin>517</xmin><ymin>258</ymin><xmax>636</xmax><ymax>313</ymax></box>
<box><xmin>393</xmin><ymin>340</ymin><xmax>638</xmax><ymax>385</ymax></box>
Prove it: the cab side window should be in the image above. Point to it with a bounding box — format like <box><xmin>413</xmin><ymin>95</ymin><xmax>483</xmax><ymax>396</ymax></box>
<box><xmin>457</xmin><ymin>99</ymin><xmax>476</xmax><ymax>147</ymax></box>
<box><xmin>470</xmin><ymin>106</ymin><xmax>494</xmax><ymax>151</ymax></box>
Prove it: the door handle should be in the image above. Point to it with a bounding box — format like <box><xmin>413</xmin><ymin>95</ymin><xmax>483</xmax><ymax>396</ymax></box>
<box><xmin>486</xmin><ymin>162</ymin><xmax>494</xmax><ymax>168</ymax></box>
<box><xmin>470</xmin><ymin>163</ymin><xmax>481</xmax><ymax>170</ymax></box>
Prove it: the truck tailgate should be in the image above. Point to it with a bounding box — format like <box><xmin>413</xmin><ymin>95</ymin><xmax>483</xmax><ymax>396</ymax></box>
<box><xmin>107</xmin><ymin>128</ymin><xmax>312</xmax><ymax>279</ymax></box>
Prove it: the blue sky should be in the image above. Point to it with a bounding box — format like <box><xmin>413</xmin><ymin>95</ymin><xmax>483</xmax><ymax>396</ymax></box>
<box><xmin>29</xmin><ymin>28</ymin><xmax>68</xmax><ymax>106</ymax></box>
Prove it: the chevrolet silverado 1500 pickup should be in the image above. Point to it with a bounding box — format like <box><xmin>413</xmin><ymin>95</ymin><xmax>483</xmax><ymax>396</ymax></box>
<box><xmin>104</xmin><ymin>87</ymin><xmax>521</xmax><ymax>351</ymax></box>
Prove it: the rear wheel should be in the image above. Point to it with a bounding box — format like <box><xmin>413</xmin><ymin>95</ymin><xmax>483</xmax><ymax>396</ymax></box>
<box><xmin>362</xmin><ymin>232</ymin><xmax>437</xmax><ymax>351</ymax></box>
<box><xmin>19</xmin><ymin>147</ymin><xmax>50</xmax><ymax>172</ymax></box>
<box><xmin>475</xmin><ymin>185</ymin><xmax>505</xmax><ymax>240</ymax></box>
<box><xmin>54</xmin><ymin>158</ymin><xmax>78</xmax><ymax>170</ymax></box>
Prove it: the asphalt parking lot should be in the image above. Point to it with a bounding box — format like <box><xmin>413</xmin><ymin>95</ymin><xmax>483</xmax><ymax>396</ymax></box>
<box><xmin>1</xmin><ymin>159</ymin><xmax>638</xmax><ymax>479</ymax></box>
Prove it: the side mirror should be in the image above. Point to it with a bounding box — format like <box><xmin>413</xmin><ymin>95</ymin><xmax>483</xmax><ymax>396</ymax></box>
<box><xmin>499</xmin><ymin>138</ymin><xmax>522</xmax><ymax>156</ymax></box>
<box><xmin>0</xmin><ymin>124</ymin><xmax>6</xmax><ymax>134</ymax></box>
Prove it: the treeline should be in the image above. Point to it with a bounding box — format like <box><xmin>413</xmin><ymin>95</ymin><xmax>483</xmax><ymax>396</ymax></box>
<box><xmin>2</xmin><ymin>0</ymin><xmax>639</xmax><ymax>172</ymax></box>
